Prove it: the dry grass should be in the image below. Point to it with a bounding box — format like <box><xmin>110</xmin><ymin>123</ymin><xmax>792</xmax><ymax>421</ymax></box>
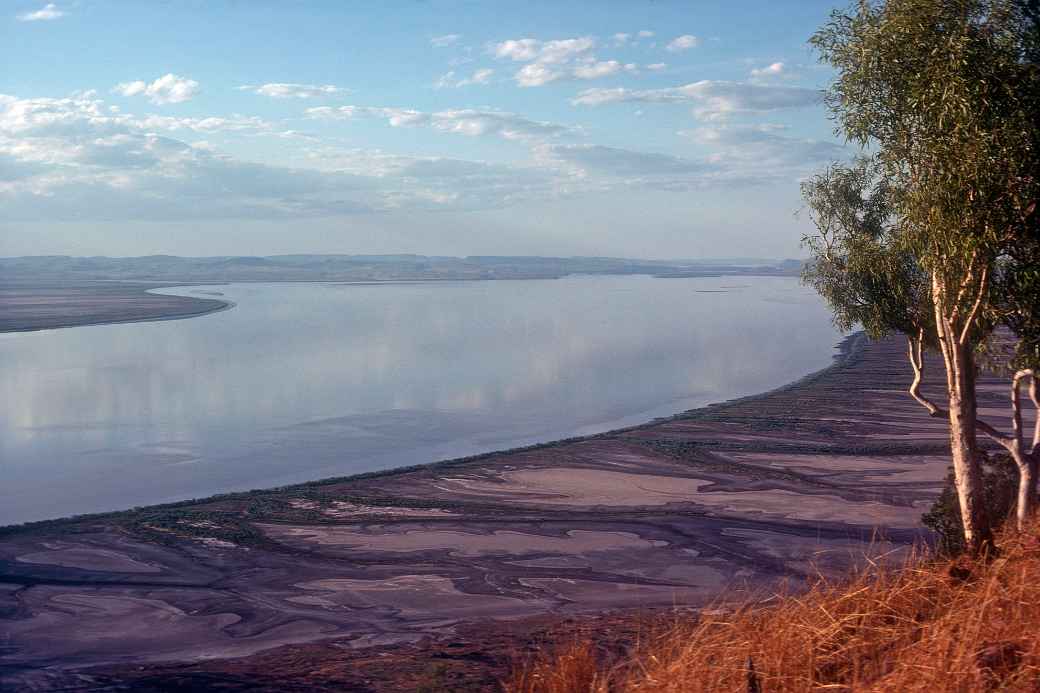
<box><xmin>506</xmin><ymin>639</ymin><xmax>610</xmax><ymax>693</ymax></box>
<box><xmin>506</xmin><ymin>523</ymin><xmax>1040</xmax><ymax>692</ymax></box>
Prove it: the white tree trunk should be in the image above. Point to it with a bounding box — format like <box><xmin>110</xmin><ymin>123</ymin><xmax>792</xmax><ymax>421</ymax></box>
<box><xmin>946</xmin><ymin>344</ymin><xmax>993</xmax><ymax>551</ymax></box>
<box><xmin>933</xmin><ymin>275</ymin><xmax>993</xmax><ymax>553</ymax></box>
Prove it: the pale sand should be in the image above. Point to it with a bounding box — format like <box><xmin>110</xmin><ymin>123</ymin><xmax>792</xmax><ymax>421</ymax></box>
<box><xmin>723</xmin><ymin>451</ymin><xmax>949</xmax><ymax>482</ymax></box>
<box><xmin>264</xmin><ymin>525</ymin><xmax>667</xmax><ymax>556</ymax></box>
<box><xmin>293</xmin><ymin>575</ymin><xmax>543</xmax><ymax>619</ymax></box>
<box><xmin>15</xmin><ymin>545</ymin><xmax>161</xmax><ymax>573</ymax></box>
<box><xmin>434</xmin><ymin>468</ymin><xmax>926</xmax><ymax>527</ymax></box>
<box><xmin>435</xmin><ymin>468</ymin><xmax>714</xmax><ymax>506</ymax></box>
<box><xmin>517</xmin><ymin>577</ymin><xmax>717</xmax><ymax>608</ymax></box>
<box><xmin>287</xmin><ymin>499</ymin><xmax>457</xmax><ymax>518</ymax></box>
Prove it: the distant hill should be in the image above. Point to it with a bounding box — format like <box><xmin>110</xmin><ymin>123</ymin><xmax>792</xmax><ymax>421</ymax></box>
<box><xmin>0</xmin><ymin>255</ymin><xmax>803</xmax><ymax>283</ymax></box>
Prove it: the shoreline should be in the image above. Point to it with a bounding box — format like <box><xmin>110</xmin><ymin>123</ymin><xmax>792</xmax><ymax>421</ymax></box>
<box><xmin>0</xmin><ymin>280</ymin><xmax>233</xmax><ymax>334</ymax></box>
<box><xmin>0</xmin><ymin>272</ymin><xmax>796</xmax><ymax>334</ymax></box>
<box><xmin>1</xmin><ymin>330</ymin><xmax>979</xmax><ymax>690</ymax></box>
<box><xmin>0</xmin><ymin>331</ymin><xmax>865</xmax><ymax>533</ymax></box>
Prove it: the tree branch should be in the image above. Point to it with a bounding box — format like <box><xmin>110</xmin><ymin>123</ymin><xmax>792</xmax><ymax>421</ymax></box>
<box><xmin>976</xmin><ymin>417</ymin><xmax>1018</xmax><ymax>451</ymax></box>
<box><xmin>907</xmin><ymin>331</ymin><xmax>944</xmax><ymax>416</ymax></box>
<box><xmin>958</xmin><ymin>264</ymin><xmax>988</xmax><ymax>346</ymax></box>
<box><xmin>906</xmin><ymin>329</ymin><xmax>1021</xmax><ymax>451</ymax></box>
<box><xmin>1007</xmin><ymin>369</ymin><xmax>1035</xmax><ymax>456</ymax></box>
<box><xmin>950</xmin><ymin>248</ymin><xmax>979</xmax><ymax>324</ymax></box>
<box><xmin>1031</xmin><ymin>376</ymin><xmax>1040</xmax><ymax>455</ymax></box>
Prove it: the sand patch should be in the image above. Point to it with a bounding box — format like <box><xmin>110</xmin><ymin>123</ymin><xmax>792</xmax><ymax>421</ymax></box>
<box><xmin>324</xmin><ymin>501</ymin><xmax>459</xmax><ymax>519</ymax></box>
<box><xmin>196</xmin><ymin>537</ymin><xmax>238</xmax><ymax>549</ymax></box>
<box><xmin>435</xmin><ymin>468</ymin><xmax>924</xmax><ymax>527</ymax></box>
<box><xmin>508</xmin><ymin>556</ymin><xmax>591</xmax><ymax>569</ymax></box>
<box><xmin>518</xmin><ymin>577</ymin><xmax>710</xmax><ymax>608</ymax></box>
<box><xmin>724</xmin><ymin>452</ymin><xmax>948</xmax><ymax>482</ymax></box>
<box><xmin>435</xmin><ymin>468</ymin><xmax>714</xmax><ymax>507</ymax></box>
<box><xmin>287</xmin><ymin>498</ymin><xmax>458</xmax><ymax>518</ymax></box>
<box><xmin>293</xmin><ymin>575</ymin><xmax>541</xmax><ymax>619</ymax></box>
<box><xmin>264</xmin><ymin>525</ymin><xmax>665</xmax><ymax>557</ymax></box>
<box><xmin>15</xmin><ymin>545</ymin><xmax>161</xmax><ymax>573</ymax></box>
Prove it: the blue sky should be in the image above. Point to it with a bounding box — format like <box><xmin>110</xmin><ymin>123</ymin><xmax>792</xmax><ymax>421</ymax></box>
<box><xmin>0</xmin><ymin>1</ymin><xmax>852</xmax><ymax>259</ymax></box>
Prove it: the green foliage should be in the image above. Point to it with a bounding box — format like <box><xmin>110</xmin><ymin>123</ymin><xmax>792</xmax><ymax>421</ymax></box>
<box><xmin>805</xmin><ymin>0</ymin><xmax>1040</xmax><ymax>342</ymax></box>
<box><xmin>800</xmin><ymin>157</ymin><xmax>930</xmax><ymax>338</ymax></box>
<box><xmin>922</xmin><ymin>453</ymin><xmax>1019</xmax><ymax>556</ymax></box>
<box><xmin>1001</xmin><ymin>240</ymin><xmax>1040</xmax><ymax>371</ymax></box>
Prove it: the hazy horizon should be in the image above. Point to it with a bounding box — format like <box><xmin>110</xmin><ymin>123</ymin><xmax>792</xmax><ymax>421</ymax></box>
<box><xmin>0</xmin><ymin>251</ymin><xmax>796</xmax><ymax>261</ymax></box>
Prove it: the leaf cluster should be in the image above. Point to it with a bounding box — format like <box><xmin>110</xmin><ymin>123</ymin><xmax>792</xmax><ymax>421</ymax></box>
<box><xmin>801</xmin><ymin>157</ymin><xmax>931</xmax><ymax>338</ymax></box>
<box><xmin>804</xmin><ymin>0</ymin><xmax>1040</xmax><ymax>350</ymax></box>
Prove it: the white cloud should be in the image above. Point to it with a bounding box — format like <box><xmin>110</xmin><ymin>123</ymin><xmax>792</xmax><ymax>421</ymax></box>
<box><xmin>665</xmin><ymin>35</ymin><xmax>700</xmax><ymax>52</ymax></box>
<box><xmin>572</xmin><ymin>80</ymin><xmax>819</xmax><ymax>119</ymax></box>
<box><xmin>17</xmin><ymin>3</ymin><xmax>63</xmax><ymax>21</ymax></box>
<box><xmin>749</xmin><ymin>62</ymin><xmax>790</xmax><ymax>83</ymax></box>
<box><xmin>647</xmin><ymin>63</ymin><xmax>667</xmax><ymax>71</ymax></box>
<box><xmin>431</xmin><ymin>34</ymin><xmax>461</xmax><ymax>48</ymax></box>
<box><xmin>113</xmin><ymin>74</ymin><xmax>200</xmax><ymax>105</ymax></box>
<box><xmin>489</xmin><ymin>36</ymin><xmax>640</xmax><ymax>87</ymax></box>
<box><xmin>492</xmin><ymin>38</ymin><xmax>540</xmax><ymax>61</ymax></box>
<box><xmin>680</xmin><ymin>124</ymin><xmax>849</xmax><ymax>180</ymax></box>
<box><xmin>0</xmin><ymin>92</ymin><xmax>575</xmax><ymax>219</ymax></box>
<box><xmin>434</xmin><ymin>68</ymin><xmax>494</xmax><ymax>89</ymax></box>
<box><xmin>515</xmin><ymin>63</ymin><xmax>562</xmax><ymax>87</ymax></box>
<box><xmin>513</xmin><ymin>58</ymin><xmax>629</xmax><ymax>87</ymax></box>
<box><xmin>238</xmin><ymin>83</ymin><xmax>348</xmax><ymax>99</ymax></box>
<box><xmin>614</xmin><ymin>30</ymin><xmax>656</xmax><ymax>47</ymax></box>
<box><xmin>307</xmin><ymin>105</ymin><xmax>573</xmax><ymax>141</ymax></box>
<box><xmin>468</xmin><ymin>68</ymin><xmax>495</xmax><ymax>85</ymax></box>
<box><xmin>572</xmin><ymin>60</ymin><xmax>622</xmax><ymax>80</ymax></box>
<box><xmin>0</xmin><ymin>85</ymin><xmax>831</xmax><ymax>225</ymax></box>
<box><xmin>0</xmin><ymin>93</ymin><xmax>272</xmax><ymax>143</ymax></box>
<box><xmin>492</xmin><ymin>37</ymin><xmax>596</xmax><ymax>64</ymax></box>
<box><xmin>136</xmin><ymin>114</ymin><xmax>271</xmax><ymax>133</ymax></box>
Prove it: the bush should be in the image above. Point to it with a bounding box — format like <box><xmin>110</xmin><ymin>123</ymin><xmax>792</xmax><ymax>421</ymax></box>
<box><xmin>921</xmin><ymin>452</ymin><xmax>1018</xmax><ymax>556</ymax></box>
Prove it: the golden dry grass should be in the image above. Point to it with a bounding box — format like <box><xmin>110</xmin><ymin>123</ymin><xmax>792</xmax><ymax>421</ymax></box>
<box><xmin>506</xmin><ymin>523</ymin><xmax>1040</xmax><ymax>692</ymax></box>
<box><xmin>506</xmin><ymin>639</ymin><xmax>607</xmax><ymax>693</ymax></box>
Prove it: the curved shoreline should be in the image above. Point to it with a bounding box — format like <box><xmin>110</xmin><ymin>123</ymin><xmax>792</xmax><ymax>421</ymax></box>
<box><xmin>3</xmin><ymin>330</ymin><xmax>974</xmax><ymax>690</ymax></box>
<box><xmin>0</xmin><ymin>330</ymin><xmax>864</xmax><ymax>533</ymax></box>
<box><xmin>0</xmin><ymin>281</ymin><xmax>233</xmax><ymax>334</ymax></box>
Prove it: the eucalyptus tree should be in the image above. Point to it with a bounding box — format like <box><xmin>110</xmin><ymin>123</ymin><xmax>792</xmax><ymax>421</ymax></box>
<box><xmin>804</xmin><ymin>0</ymin><xmax>1040</xmax><ymax>551</ymax></box>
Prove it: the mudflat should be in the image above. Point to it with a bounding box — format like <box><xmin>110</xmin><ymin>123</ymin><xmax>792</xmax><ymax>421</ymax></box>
<box><xmin>1</xmin><ymin>333</ymin><xmax>1018</xmax><ymax>691</ymax></box>
<box><xmin>0</xmin><ymin>280</ymin><xmax>230</xmax><ymax>332</ymax></box>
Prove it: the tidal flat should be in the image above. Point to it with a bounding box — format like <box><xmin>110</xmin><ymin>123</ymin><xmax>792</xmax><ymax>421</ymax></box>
<box><xmin>0</xmin><ymin>328</ymin><xmax>1011</xmax><ymax>691</ymax></box>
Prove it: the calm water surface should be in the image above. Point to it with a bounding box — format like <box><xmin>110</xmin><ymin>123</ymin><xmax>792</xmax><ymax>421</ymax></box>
<box><xmin>0</xmin><ymin>276</ymin><xmax>844</xmax><ymax>525</ymax></box>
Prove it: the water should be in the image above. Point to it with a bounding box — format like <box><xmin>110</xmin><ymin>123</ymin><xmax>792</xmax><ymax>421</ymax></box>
<box><xmin>0</xmin><ymin>276</ymin><xmax>844</xmax><ymax>525</ymax></box>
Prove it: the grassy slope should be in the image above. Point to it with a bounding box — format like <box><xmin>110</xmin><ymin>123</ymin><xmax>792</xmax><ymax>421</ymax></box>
<box><xmin>507</xmin><ymin>521</ymin><xmax>1040</xmax><ymax>692</ymax></box>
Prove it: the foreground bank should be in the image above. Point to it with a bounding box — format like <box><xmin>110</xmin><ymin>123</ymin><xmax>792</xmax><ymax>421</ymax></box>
<box><xmin>510</xmin><ymin>518</ymin><xmax>1040</xmax><ymax>692</ymax></box>
<box><xmin>0</xmin><ymin>333</ymin><xmax>990</xmax><ymax>691</ymax></box>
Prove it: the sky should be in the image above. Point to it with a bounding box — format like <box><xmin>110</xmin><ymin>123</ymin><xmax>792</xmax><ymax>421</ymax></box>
<box><xmin>0</xmin><ymin>0</ymin><xmax>854</xmax><ymax>259</ymax></box>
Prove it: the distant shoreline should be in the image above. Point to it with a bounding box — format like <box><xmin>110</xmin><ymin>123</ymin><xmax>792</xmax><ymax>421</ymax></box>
<box><xmin>0</xmin><ymin>271</ymin><xmax>797</xmax><ymax>334</ymax></box>
<box><xmin>0</xmin><ymin>281</ymin><xmax>232</xmax><ymax>334</ymax></box>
